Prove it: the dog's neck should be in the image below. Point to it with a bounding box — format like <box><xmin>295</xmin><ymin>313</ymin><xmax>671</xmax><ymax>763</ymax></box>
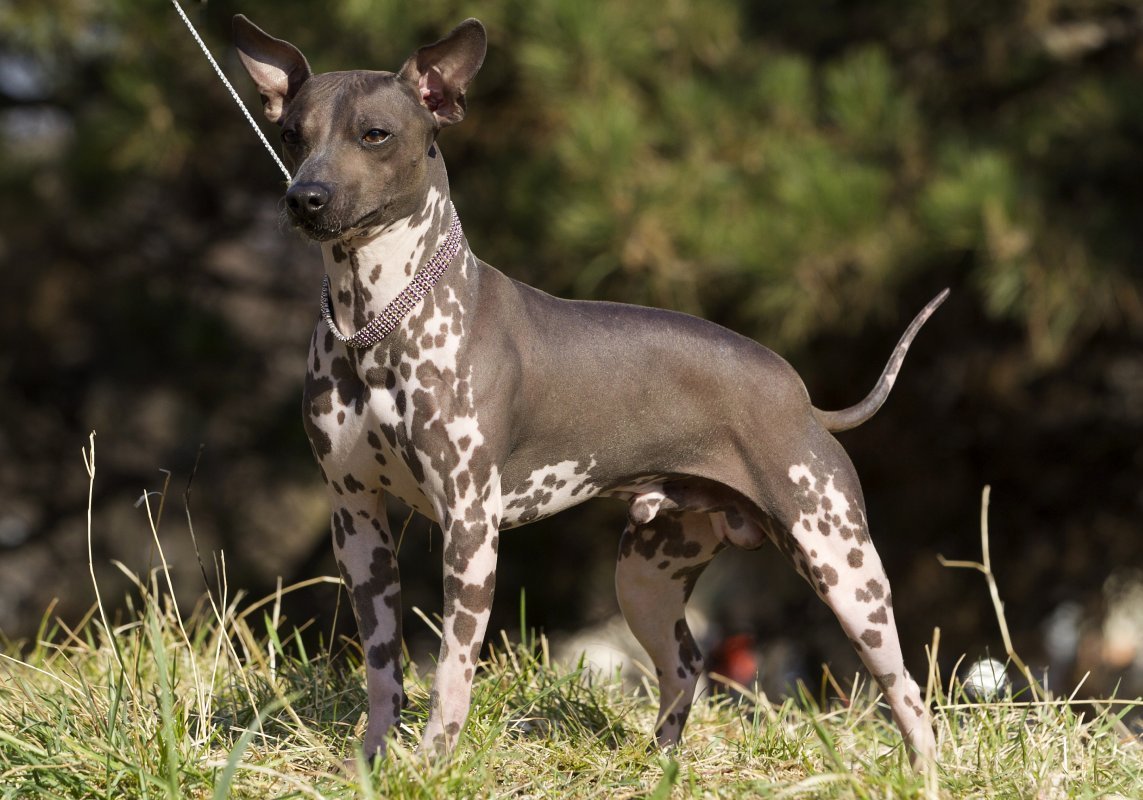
<box><xmin>319</xmin><ymin>148</ymin><xmax>454</xmax><ymax>335</ymax></box>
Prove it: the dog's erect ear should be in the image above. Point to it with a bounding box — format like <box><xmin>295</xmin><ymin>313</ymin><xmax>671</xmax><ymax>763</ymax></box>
<box><xmin>398</xmin><ymin>19</ymin><xmax>487</xmax><ymax>128</ymax></box>
<box><xmin>233</xmin><ymin>14</ymin><xmax>311</xmax><ymax>124</ymax></box>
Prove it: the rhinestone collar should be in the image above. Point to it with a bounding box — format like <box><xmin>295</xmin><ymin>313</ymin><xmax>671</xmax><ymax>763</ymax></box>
<box><xmin>321</xmin><ymin>203</ymin><xmax>463</xmax><ymax>349</ymax></box>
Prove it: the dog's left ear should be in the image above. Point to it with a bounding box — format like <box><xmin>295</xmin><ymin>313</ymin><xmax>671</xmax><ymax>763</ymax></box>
<box><xmin>399</xmin><ymin>19</ymin><xmax>487</xmax><ymax>128</ymax></box>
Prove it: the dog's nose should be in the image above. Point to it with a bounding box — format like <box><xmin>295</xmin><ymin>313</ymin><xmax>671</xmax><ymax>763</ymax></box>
<box><xmin>285</xmin><ymin>182</ymin><xmax>332</xmax><ymax>219</ymax></box>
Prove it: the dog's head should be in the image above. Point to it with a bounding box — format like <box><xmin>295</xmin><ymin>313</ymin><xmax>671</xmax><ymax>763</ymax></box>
<box><xmin>233</xmin><ymin>15</ymin><xmax>485</xmax><ymax>242</ymax></box>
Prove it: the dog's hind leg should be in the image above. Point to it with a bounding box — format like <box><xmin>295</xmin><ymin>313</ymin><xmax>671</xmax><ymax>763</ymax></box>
<box><xmin>616</xmin><ymin>511</ymin><xmax>726</xmax><ymax>748</ymax></box>
<box><xmin>773</xmin><ymin>440</ymin><xmax>936</xmax><ymax>765</ymax></box>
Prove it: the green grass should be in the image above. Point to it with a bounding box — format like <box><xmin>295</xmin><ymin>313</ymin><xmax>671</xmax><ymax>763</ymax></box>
<box><xmin>0</xmin><ymin>441</ymin><xmax>1139</xmax><ymax>797</ymax></box>
<box><xmin>2</xmin><ymin>576</ymin><xmax>1140</xmax><ymax>799</ymax></box>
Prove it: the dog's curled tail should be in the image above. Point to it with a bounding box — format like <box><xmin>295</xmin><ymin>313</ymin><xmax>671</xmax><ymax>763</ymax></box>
<box><xmin>812</xmin><ymin>289</ymin><xmax>949</xmax><ymax>433</ymax></box>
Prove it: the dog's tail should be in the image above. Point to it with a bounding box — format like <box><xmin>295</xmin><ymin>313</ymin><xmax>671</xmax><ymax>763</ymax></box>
<box><xmin>811</xmin><ymin>289</ymin><xmax>949</xmax><ymax>433</ymax></box>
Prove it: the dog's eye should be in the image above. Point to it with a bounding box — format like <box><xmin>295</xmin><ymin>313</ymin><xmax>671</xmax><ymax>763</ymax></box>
<box><xmin>362</xmin><ymin>128</ymin><xmax>391</xmax><ymax>145</ymax></box>
<box><xmin>281</xmin><ymin>128</ymin><xmax>301</xmax><ymax>145</ymax></box>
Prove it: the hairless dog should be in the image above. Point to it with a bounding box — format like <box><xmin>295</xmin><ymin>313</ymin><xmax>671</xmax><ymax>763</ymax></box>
<box><xmin>234</xmin><ymin>15</ymin><xmax>944</xmax><ymax>767</ymax></box>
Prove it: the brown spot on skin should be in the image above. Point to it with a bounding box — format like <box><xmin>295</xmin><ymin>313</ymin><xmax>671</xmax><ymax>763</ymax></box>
<box><xmin>344</xmin><ymin>473</ymin><xmax>365</xmax><ymax>493</ymax></box>
<box><xmin>811</xmin><ymin>563</ymin><xmax>839</xmax><ymax>593</ymax></box>
<box><xmin>656</xmin><ymin>703</ymin><xmax>691</xmax><ymax>740</ymax></box>
<box><xmin>368</xmin><ymin>636</ymin><xmax>401</xmax><ymax>670</ymax></box>
<box><xmin>446</xmin><ymin>722</ymin><xmax>460</xmax><ymax>737</ymax></box>
<box><xmin>332</xmin><ymin>508</ymin><xmax>354</xmax><ymax>550</ymax></box>
<box><xmin>878</xmin><ymin>672</ymin><xmax>898</xmax><ymax>688</ymax></box>
<box><xmin>672</xmin><ymin>553</ymin><xmax>723</xmax><ymax>602</ymax></box>
<box><xmin>347</xmin><ymin>545</ymin><xmax>400</xmax><ymax>642</ymax></box>
<box><xmin>453</xmin><ymin>610</ymin><xmax>477</xmax><ymax>645</ymax></box>
<box><xmin>330</xmin><ymin>356</ymin><xmax>367</xmax><ymax>413</ymax></box>
<box><xmin>847</xmin><ymin>548</ymin><xmax>864</xmax><ymax>568</ymax></box>
<box><xmin>619</xmin><ymin>517</ymin><xmax>703</xmax><ymax>562</ymax></box>
<box><xmin>443</xmin><ymin>571</ymin><xmax>496</xmax><ymax>614</ymax></box>
<box><xmin>302</xmin><ymin>371</ymin><xmax>334</xmax><ymax>456</ymax></box>
<box><xmin>380</xmin><ymin>424</ymin><xmax>397</xmax><ymax>448</ymax></box>
<box><xmin>866</xmin><ymin>579</ymin><xmax>885</xmax><ymax>599</ymax></box>
<box><xmin>868</xmin><ymin>606</ymin><xmax>889</xmax><ymax>624</ymax></box>
<box><xmin>860</xmin><ymin>629</ymin><xmax>883</xmax><ymax>648</ymax></box>
<box><xmin>674</xmin><ymin>619</ymin><xmax>702</xmax><ymax>672</ymax></box>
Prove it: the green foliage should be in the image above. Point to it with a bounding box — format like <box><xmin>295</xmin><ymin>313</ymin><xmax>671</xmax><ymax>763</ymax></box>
<box><xmin>3</xmin><ymin>0</ymin><xmax>1141</xmax><ymax>354</ymax></box>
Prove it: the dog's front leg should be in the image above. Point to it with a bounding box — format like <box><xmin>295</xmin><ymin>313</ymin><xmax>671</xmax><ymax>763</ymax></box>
<box><xmin>331</xmin><ymin>493</ymin><xmax>404</xmax><ymax>761</ymax></box>
<box><xmin>420</xmin><ymin>497</ymin><xmax>501</xmax><ymax>755</ymax></box>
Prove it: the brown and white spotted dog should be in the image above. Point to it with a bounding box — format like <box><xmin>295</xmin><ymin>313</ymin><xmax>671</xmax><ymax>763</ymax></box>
<box><xmin>234</xmin><ymin>15</ymin><xmax>945</xmax><ymax>767</ymax></box>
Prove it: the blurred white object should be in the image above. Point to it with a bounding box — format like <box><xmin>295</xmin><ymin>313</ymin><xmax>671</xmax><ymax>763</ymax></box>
<box><xmin>556</xmin><ymin>609</ymin><xmax>709</xmax><ymax>690</ymax></box>
<box><xmin>961</xmin><ymin>657</ymin><xmax>1010</xmax><ymax>700</ymax></box>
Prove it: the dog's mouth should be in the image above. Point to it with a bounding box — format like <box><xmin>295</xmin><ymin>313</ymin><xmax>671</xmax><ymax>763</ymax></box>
<box><xmin>289</xmin><ymin>207</ymin><xmax>385</xmax><ymax>243</ymax></box>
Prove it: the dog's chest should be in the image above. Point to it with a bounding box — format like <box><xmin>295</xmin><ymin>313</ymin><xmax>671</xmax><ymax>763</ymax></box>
<box><xmin>302</xmin><ymin>290</ymin><xmax>488</xmax><ymax>521</ymax></box>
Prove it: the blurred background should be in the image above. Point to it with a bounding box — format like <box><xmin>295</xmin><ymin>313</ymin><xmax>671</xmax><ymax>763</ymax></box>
<box><xmin>1</xmin><ymin>0</ymin><xmax>1141</xmax><ymax>704</ymax></box>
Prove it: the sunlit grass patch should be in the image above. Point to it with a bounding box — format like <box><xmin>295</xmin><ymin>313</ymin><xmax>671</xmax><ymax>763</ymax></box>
<box><xmin>0</xmin><ymin>439</ymin><xmax>1139</xmax><ymax>798</ymax></box>
<box><xmin>4</xmin><ymin>582</ymin><xmax>1139</xmax><ymax>798</ymax></box>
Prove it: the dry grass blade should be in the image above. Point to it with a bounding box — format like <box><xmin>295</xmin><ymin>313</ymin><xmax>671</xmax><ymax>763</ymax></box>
<box><xmin>937</xmin><ymin>485</ymin><xmax>1044</xmax><ymax>699</ymax></box>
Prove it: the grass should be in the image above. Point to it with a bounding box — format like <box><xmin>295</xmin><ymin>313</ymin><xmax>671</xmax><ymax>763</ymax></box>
<box><xmin>0</xmin><ymin>439</ymin><xmax>1140</xmax><ymax>798</ymax></box>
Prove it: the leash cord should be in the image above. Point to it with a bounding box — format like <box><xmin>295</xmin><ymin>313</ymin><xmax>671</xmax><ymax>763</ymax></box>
<box><xmin>170</xmin><ymin>0</ymin><xmax>293</xmax><ymax>183</ymax></box>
